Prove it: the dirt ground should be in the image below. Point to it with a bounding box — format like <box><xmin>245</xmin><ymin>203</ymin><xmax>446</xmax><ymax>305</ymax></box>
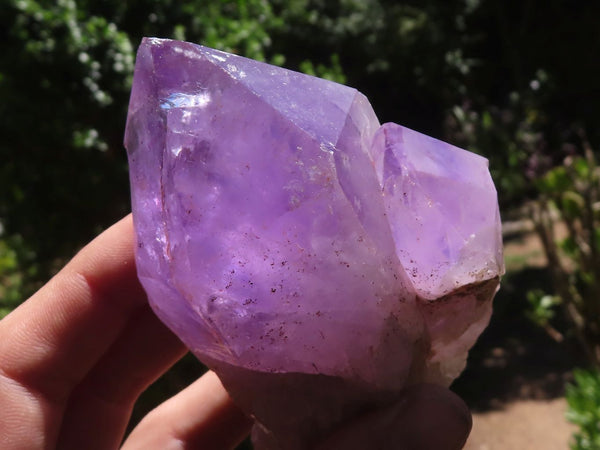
<box><xmin>454</xmin><ymin>223</ymin><xmax>580</xmax><ymax>450</ymax></box>
<box><xmin>465</xmin><ymin>398</ymin><xmax>575</xmax><ymax>449</ymax></box>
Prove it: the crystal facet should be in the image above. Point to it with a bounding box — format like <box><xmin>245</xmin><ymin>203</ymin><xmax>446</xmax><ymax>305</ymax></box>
<box><xmin>125</xmin><ymin>38</ymin><xmax>504</xmax><ymax>449</ymax></box>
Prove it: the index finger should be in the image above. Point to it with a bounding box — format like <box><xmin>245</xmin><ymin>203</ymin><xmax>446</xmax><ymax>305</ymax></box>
<box><xmin>0</xmin><ymin>215</ymin><xmax>150</xmax><ymax>404</ymax></box>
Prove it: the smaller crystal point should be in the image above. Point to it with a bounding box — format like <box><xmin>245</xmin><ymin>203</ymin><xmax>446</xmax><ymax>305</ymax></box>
<box><xmin>369</xmin><ymin>123</ymin><xmax>503</xmax><ymax>384</ymax></box>
<box><xmin>125</xmin><ymin>38</ymin><xmax>504</xmax><ymax>449</ymax></box>
<box><xmin>371</xmin><ymin>123</ymin><xmax>503</xmax><ymax>300</ymax></box>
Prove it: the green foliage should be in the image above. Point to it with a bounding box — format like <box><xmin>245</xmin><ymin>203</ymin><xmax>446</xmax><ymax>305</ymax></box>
<box><xmin>529</xmin><ymin>149</ymin><xmax>600</xmax><ymax>366</ymax></box>
<box><xmin>525</xmin><ymin>288</ymin><xmax>564</xmax><ymax>343</ymax></box>
<box><xmin>526</xmin><ymin>289</ymin><xmax>561</xmax><ymax>327</ymax></box>
<box><xmin>0</xmin><ymin>0</ymin><xmax>137</xmax><ymax>272</ymax></box>
<box><xmin>566</xmin><ymin>369</ymin><xmax>600</xmax><ymax>449</ymax></box>
<box><xmin>450</xmin><ymin>102</ymin><xmax>534</xmax><ymax>207</ymax></box>
<box><xmin>0</xmin><ymin>233</ymin><xmax>37</xmax><ymax>318</ymax></box>
<box><xmin>299</xmin><ymin>54</ymin><xmax>346</xmax><ymax>84</ymax></box>
<box><xmin>537</xmin><ymin>166</ymin><xmax>573</xmax><ymax>195</ymax></box>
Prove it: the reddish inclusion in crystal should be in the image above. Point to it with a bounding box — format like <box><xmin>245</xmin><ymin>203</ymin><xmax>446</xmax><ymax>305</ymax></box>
<box><xmin>125</xmin><ymin>38</ymin><xmax>503</xmax><ymax>448</ymax></box>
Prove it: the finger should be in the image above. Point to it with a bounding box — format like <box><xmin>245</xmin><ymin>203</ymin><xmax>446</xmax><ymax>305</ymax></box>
<box><xmin>122</xmin><ymin>371</ymin><xmax>252</xmax><ymax>450</ymax></box>
<box><xmin>0</xmin><ymin>215</ymin><xmax>148</xmax><ymax>446</ymax></box>
<box><xmin>317</xmin><ymin>384</ymin><xmax>472</xmax><ymax>450</ymax></box>
<box><xmin>55</xmin><ymin>306</ymin><xmax>187</xmax><ymax>450</ymax></box>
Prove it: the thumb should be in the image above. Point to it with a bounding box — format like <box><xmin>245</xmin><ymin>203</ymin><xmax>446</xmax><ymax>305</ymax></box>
<box><xmin>316</xmin><ymin>384</ymin><xmax>472</xmax><ymax>450</ymax></box>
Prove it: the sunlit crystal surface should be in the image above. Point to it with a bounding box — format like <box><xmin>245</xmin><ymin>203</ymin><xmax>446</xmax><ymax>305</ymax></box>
<box><xmin>125</xmin><ymin>38</ymin><xmax>504</xmax><ymax>449</ymax></box>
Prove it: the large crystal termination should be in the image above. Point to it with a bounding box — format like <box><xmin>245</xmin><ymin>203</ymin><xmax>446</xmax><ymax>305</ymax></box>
<box><xmin>125</xmin><ymin>38</ymin><xmax>504</xmax><ymax>449</ymax></box>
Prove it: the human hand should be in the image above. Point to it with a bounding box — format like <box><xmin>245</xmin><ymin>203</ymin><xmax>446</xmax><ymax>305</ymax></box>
<box><xmin>0</xmin><ymin>215</ymin><xmax>471</xmax><ymax>449</ymax></box>
<box><xmin>0</xmin><ymin>215</ymin><xmax>252</xmax><ymax>449</ymax></box>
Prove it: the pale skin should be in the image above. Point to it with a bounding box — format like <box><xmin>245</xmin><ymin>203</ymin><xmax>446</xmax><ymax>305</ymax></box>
<box><xmin>0</xmin><ymin>215</ymin><xmax>472</xmax><ymax>449</ymax></box>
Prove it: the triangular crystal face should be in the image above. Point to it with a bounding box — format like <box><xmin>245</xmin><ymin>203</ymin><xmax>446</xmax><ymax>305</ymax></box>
<box><xmin>128</xmin><ymin>38</ymin><xmax>359</xmax><ymax>145</ymax></box>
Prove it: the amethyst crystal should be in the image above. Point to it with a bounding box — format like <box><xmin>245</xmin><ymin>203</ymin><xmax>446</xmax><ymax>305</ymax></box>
<box><xmin>125</xmin><ymin>38</ymin><xmax>503</xmax><ymax>449</ymax></box>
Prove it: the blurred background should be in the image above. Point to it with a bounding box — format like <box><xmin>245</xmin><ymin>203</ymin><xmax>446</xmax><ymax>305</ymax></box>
<box><xmin>1</xmin><ymin>0</ymin><xmax>600</xmax><ymax>448</ymax></box>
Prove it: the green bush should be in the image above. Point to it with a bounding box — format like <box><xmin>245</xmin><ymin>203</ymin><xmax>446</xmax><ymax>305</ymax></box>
<box><xmin>566</xmin><ymin>369</ymin><xmax>600</xmax><ymax>449</ymax></box>
<box><xmin>528</xmin><ymin>148</ymin><xmax>600</xmax><ymax>367</ymax></box>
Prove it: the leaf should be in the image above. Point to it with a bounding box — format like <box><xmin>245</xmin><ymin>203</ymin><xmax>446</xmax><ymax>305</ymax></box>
<box><xmin>566</xmin><ymin>369</ymin><xmax>600</xmax><ymax>449</ymax></box>
<box><xmin>573</xmin><ymin>157</ymin><xmax>591</xmax><ymax>180</ymax></box>
<box><xmin>561</xmin><ymin>191</ymin><xmax>585</xmax><ymax>219</ymax></box>
<box><xmin>559</xmin><ymin>236</ymin><xmax>579</xmax><ymax>259</ymax></box>
<box><xmin>537</xmin><ymin>166</ymin><xmax>572</xmax><ymax>194</ymax></box>
<box><xmin>526</xmin><ymin>289</ymin><xmax>561</xmax><ymax>324</ymax></box>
